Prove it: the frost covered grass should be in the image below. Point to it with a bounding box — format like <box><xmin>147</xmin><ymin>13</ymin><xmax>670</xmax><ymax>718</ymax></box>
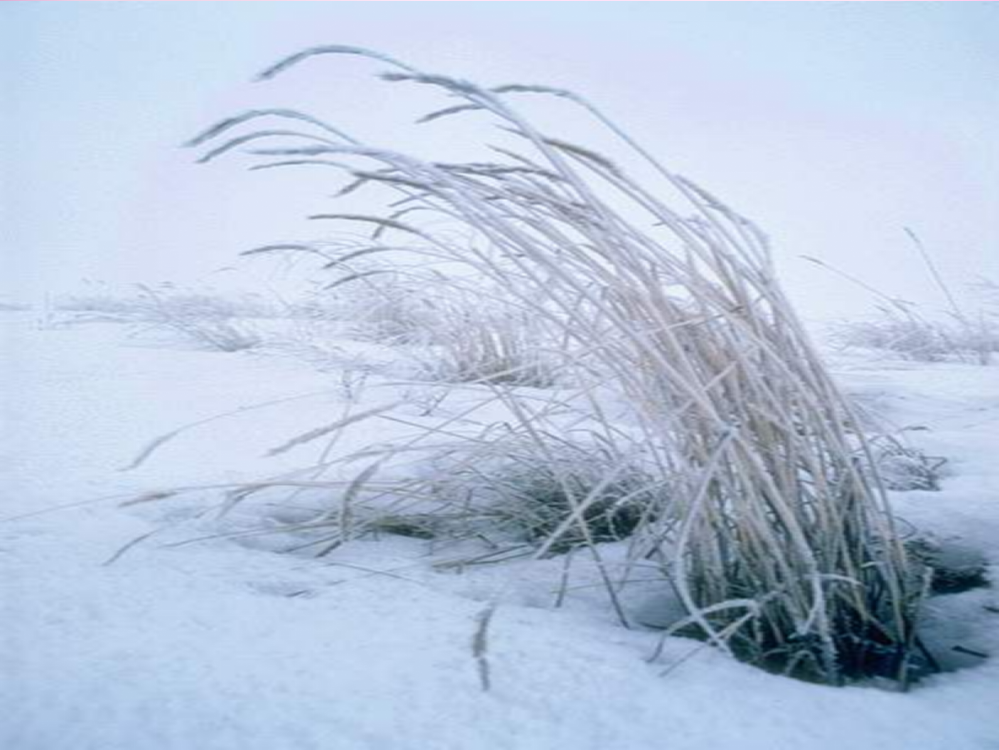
<box><xmin>868</xmin><ymin>434</ymin><xmax>947</xmax><ymax>493</ymax></box>
<box><xmin>58</xmin><ymin>282</ymin><xmax>271</xmax><ymax>352</ymax></box>
<box><xmin>59</xmin><ymin>281</ymin><xmax>282</xmax><ymax>320</ymax></box>
<box><xmin>831</xmin><ymin>310</ymin><xmax>999</xmax><ymax>365</ymax></box>
<box><xmin>436</xmin><ymin>437</ymin><xmax>659</xmax><ymax>555</ymax></box>
<box><xmin>810</xmin><ymin>237</ymin><xmax>999</xmax><ymax>366</ymax></box>
<box><xmin>176</xmin><ymin>46</ymin><xmax>934</xmax><ymax>687</ymax></box>
<box><xmin>129</xmin><ymin>284</ymin><xmax>264</xmax><ymax>352</ymax></box>
<box><xmin>412</xmin><ymin>302</ymin><xmax>561</xmax><ymax>388</ymax></box>
<box><xmin>289</xmin><ymin>270</ymin><xmax>563</xmax><ymax>386</ymax></box>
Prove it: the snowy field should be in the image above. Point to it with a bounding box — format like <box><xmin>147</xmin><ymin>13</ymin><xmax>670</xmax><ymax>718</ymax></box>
<box><xmin>3</xmin><ymin>311</ymin><xmax>997</xmax><ymax>750</ymax></box>
<box><xmin>5</xmin><ymin>3</ymin><xmax>998</xmax><ymax>748</ymax></box>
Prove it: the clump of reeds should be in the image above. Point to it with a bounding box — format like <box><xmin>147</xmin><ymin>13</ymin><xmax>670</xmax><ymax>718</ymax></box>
<box><xmin>186</xmin><ymin>46</ymin><xmax>929</xmax><ymax>686</ymax></box>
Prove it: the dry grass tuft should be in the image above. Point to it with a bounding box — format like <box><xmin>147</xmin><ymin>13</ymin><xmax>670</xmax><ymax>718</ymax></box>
<box><xmin>58</xmin><ymin>282</ymin><xmax>269</xmax><ymax>352</ymax></box>
<box><xmin>183</xmin><ymin>46</ymin><xmax>932</xmax><ymax>686</ymax></box>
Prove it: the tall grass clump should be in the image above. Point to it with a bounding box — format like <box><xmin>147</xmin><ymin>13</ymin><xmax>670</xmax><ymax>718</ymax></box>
<box><xmin>186</xmin><ymin>46</ymin><xmax>927</xmax><ymax>686</ymax></box>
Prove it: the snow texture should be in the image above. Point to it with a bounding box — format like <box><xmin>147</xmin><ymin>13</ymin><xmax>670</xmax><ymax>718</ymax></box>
<box><xmin>2</xmin><ymin>314</ymin><xmax>998</xmax><ymax>750</ymax></box>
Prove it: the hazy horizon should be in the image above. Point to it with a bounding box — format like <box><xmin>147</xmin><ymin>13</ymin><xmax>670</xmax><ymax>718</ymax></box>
<box><xmin>3</xmin><ymin>1</ymin><xmax>997</xmax><ymax>321</ymax></box>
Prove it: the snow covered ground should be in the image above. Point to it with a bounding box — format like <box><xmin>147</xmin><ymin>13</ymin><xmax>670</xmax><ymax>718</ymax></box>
<box><xmin>3</xmin><ymin>312</ymin><xmax>998</xmax><ymax>750</ymax></box>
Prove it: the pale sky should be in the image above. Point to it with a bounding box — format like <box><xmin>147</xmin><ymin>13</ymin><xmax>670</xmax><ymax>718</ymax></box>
<box><xmin>3</xmin><ymin>1</ymin><xmax>997</xmax><ymax>320</ymax></box>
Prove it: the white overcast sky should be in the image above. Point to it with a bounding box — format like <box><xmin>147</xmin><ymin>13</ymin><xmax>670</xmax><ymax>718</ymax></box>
<box><xmin>2</xmin><ymin>1</ymin><xmax>997</xmax><ymax>319</ymax></box>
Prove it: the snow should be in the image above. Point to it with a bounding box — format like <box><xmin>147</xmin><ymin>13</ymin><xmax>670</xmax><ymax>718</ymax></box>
<box><xmin>3</xmin><ymin>313</ymin><xmax>998</xmax><ymax>750</ymax></box>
